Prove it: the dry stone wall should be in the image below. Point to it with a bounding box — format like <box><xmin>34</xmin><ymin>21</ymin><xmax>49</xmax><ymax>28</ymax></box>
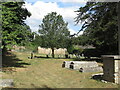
<box><xmin>38</xmin><ymin>46</ymin><xmax>67</xmax><ymax>55</ymax></box>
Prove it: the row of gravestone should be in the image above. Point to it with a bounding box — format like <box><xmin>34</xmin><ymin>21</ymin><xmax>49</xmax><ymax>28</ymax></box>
<box><xmin>62</xmin><ymin>61</ymin><xmax>103</xmax><ymax>72</ymax></box>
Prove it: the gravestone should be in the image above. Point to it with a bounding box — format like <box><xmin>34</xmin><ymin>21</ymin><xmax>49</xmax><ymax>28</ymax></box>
<box><xmin>102</xmin><ymin>55</ymin><xmax>120</xmax><ymax>84</ymax></box>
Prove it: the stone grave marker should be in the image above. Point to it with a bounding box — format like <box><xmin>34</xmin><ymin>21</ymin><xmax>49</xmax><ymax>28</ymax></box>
<box><xmin>102</xmin><ymin>55</ymin><xmax>120</xmax><ymax>84</ymax></box>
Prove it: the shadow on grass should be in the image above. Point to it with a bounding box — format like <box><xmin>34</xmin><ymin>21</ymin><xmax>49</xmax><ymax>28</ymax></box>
<box><xmin>2</xmin><ymin>88</ymin><xmax>54</xmax><ymax>90</ymax></box>
<box><xmin>42</xmin><ymin>85</ymin><xmax>54</xmax><ymax>90</ymax></box>
<box><xmin>34</xmin><ymin>55</ymin><xmax>67</xmax><ymax>59</ymax></box>
<box><xmin>34</xmin><ymin>55</ymin><xmax>50</xmax><ymax>59</ymax></box>
<box><xmin>2</xmin><ymin>51</ymin><xmax>31</xmax><ymax>69</ymax></box>
<box><xmin>2</xmin><ymin>85</ymin><xmax>54</xmax><ymax>90</ymax></box>
<box><xmin>91</xmin><ymin>74</ymin><xmax>103</xmax><ymax>81</ymax></box>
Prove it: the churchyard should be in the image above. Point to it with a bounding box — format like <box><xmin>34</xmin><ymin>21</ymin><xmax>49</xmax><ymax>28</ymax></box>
<box><xmin>1</xmin><ymin>51</ymin><xmax>118</xmax><ymax>89</ymax></box>
<box><xmin>1</xmin><ymin>1</ymin><xmax>120</xmax><ymax>89</ymax></box>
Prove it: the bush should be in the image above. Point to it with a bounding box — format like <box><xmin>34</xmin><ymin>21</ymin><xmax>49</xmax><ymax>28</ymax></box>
<box><xmin>67</xmin><ymin>45</ymin><xmax>74</xmax><ymax>54</ymax></box>
<box><xmin>67</xmin><ymin>45</ymin><xmax>83</xmax><ymax>58</ymax></box>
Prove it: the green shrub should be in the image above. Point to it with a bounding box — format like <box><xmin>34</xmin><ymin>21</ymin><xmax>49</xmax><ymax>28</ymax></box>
<box><xmin>67</xmin><ymin>45</ymin><xmax>83</xmax><ymax>56</ymax></box>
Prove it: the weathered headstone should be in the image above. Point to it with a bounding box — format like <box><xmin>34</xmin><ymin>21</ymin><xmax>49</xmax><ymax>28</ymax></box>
<box><xmin>102</xmin><ymin>55</ymin><xmax>120</xmax><ymax>84</ymax></box>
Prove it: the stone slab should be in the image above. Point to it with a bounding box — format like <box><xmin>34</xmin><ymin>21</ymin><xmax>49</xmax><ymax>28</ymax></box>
<box><xmin>79</xmin><ymin>66</ymin><xmax>103</xmax><ymax>72</ymax></box>
<box><xmin>62</xmin><ymin>61</ymin><xmax>98</xmax><ymax>69</ymax></box>
<box><xmin>0</xmin><ymin>79</ymin><xmax>13</xmax><ymax>87</ymax></box>
<box><xmin>69</xmin><ymin>61</ymin><xmax>99</xmax><ymax>70</ymax></box>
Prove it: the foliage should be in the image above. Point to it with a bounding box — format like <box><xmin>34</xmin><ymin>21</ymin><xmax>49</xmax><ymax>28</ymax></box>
<box><xmin>67</xmin><ymin>44</ymin><xmax>74</xmax><ymax>54</ymax></box>
<box><xmin>38</xmin><ymin>12</ymin><xmax>70</xmax><ymax>58</ymax></box>
<box><xmin>82</xmin><ymin>48</ymin><xmax>101</xmax><ymax>58</ymax></box>
<box><xmin>23</xmin><ymin>32</ymin><xmax>40</xmax><ymax>52</ymax></box>
<box><xmin>77</xmin><ymin>34</ymin><xmax>92</xmax><ymax>46</ymax></box>
<box><xmin>1</xmin><ymin>2</ymin><xmax>32</xmax><ymax>51</ymax></box>
<box><xmin>72</xmin><ymin>45</ymin><xmax>83</xmax><ymax>57</ymax></box>
<box><xmin>67</xmin><ymin>44</ymin><xmax>83</xmax><ymax>57</ymax></box>
<box><xmin>75</xmin><ymin>2</ymin><xmax>118</xmax><ymax>54</ymax></box>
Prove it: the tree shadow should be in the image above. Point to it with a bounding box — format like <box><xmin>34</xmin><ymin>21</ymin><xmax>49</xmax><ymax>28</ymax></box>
<box><xmin>34</xmin><ymin>55</ymin><xmax>50</xmax><ymax>59</ymax></box>
<box><xmin>91</xmin><ymin>73</ymin><xmax>103</xmax><ymax>81</ymax></box>
<box><xmin>2</xmin><ymin>51</ymin><xmax>31</xmax><ymax>70</ymax></box>
<box><xmin>42</xmin><ymin>85</ymin><xmax>54</xmax><ymax>90</ymax></box>
<box><xmin>2</xmin><ymin>85</ymin><xmax>54</xmax><ymax>90</ymax></box>
<box><xmin>34</xmin><ymin>55</ymin><xmax>67</xmax><ymax>59</ymax></box>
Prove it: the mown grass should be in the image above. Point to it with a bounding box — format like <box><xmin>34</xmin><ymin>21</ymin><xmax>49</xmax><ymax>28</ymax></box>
<box><xmin>1</xmin><ymin>51</ymin><xmax>118</xmax><ymax>89</ymax></box>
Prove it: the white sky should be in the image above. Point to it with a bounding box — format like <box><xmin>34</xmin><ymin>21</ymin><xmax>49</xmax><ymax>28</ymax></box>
<box><xmin>24</xmin><ymin>0</ymin><xmax>86</xmax><ymax>35</ymax></box>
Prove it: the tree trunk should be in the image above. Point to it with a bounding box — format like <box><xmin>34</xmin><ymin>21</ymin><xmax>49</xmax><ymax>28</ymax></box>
<box><xmin>51</xmin><ymin>48</ymin><xmax>54</xmax><ymax>58</ymax></box>
<box><xmin>118</xmin><ymin>1</ymin><xmax>120</xmax><ymax>55</ymax></box>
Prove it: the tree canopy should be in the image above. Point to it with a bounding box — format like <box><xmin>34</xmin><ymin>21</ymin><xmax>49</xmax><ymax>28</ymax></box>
<box><xmin>75</xmin><ymin>2</ymin><xmax>118</xmax><ymax>54</ymax></box>
<box><xmin>38</xmin><ymin>12</ymin><xmax>70</xmax><ymax>58</ymax></box>
<box><xmin>1</xmin><ymin>2</ymin><xmax>32</xmax><ymax>51</ymax></box>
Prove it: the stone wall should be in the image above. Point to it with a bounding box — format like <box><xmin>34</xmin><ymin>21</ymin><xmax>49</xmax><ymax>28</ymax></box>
<box><xmin>38</xmin><ymin>47</ymin><xmax>51</xmax><ymax>55</ymax></box>
<box><xmin>38</xmin><ymin>46</ymin><xmax>67</xmax><ymax>55</ymax></box>
<box><xmin>12</xmin><ymin>45</ymin><xmax>25</xmax><ymax>51</ymax></box>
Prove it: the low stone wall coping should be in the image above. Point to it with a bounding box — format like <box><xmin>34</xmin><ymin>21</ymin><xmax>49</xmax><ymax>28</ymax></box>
<box><xmin>101</xmin><ymin>55</ymin><xmax>120</xmax><ymax>60</ymax></box>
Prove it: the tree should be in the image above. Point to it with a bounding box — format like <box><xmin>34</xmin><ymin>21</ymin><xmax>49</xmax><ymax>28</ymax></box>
<box><xmin>38</xmin><ymin>12</ymin><xmax>70</xmax><ymax>58</ymax></box>
<box><xmin>118</xmin><ymin>2</ymin><xmax>120</xmax><ymax>55</ymax></box>
<box><xmin>1</xmin><ymin>2</ymin><xmax>31</xmax><ymax>52</ymax></box>
<box><xmin>75</xmin><ymin>2</ymin><xmax>118</xmax><ymax>54</ymax></box>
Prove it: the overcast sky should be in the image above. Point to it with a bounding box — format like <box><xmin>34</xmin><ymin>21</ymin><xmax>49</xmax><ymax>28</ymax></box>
<box><xmin>24</xmin><ymin>0</ymin><xmax>86</xmax><ymax>35</ymax></box>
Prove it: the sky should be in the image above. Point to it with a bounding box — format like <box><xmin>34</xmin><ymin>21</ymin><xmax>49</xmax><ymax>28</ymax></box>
<box><xmin>24</xmin><ymin>0</ymin><xmax>86</xmax><ymax>35</ymax></box>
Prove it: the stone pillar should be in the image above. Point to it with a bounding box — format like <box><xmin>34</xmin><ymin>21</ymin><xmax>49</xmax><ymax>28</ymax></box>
<box><xmin>102</xmin><ymin>55</ymin><xmax>120</xmax><ymax>84</ymax></box>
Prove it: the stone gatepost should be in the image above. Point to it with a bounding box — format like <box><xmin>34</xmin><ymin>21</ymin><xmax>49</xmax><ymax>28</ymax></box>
<box><xmin>102</xmin><ymin>55</ymin><xmax>120</xmax><ymax>84</ymax></box>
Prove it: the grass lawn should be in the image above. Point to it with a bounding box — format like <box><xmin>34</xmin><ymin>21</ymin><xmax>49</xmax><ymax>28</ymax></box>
<box><xmin>1</xmin><ymin>51</ymin><xmax>118</xmax><ymax>89</ymax></box>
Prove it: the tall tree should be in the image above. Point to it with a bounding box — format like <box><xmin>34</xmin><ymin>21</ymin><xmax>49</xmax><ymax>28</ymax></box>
<box><xmin>75</xmin><ymin>2</ymin><xmax>118</xmax><ymax>54</ymax></box>
<box><xmin>38</xmin><ymin>12</ymin><xmax>70</xmax><ymax>58</ymax></box>
<box><xmin>118</xmin><ymin>2</ymin><xmax>120</xmax><ymax>55</ymax></box>
<box><xmin>1</xmin><ymin>2</ymin><xmax>31</xmax><ymax>51</ymax></box>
